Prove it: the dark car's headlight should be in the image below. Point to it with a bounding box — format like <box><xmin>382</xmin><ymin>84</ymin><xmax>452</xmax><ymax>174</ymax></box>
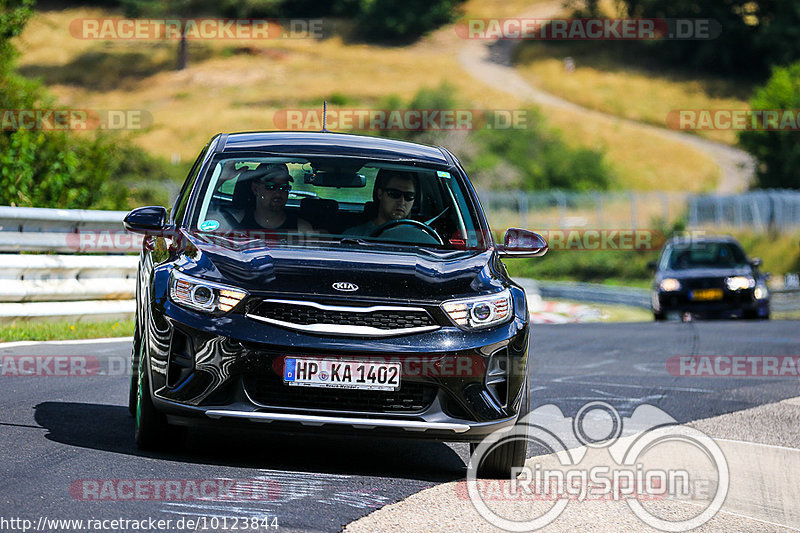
<box><xmin>659</xmin><ymin>278</ymin><xmax>681</xmax><ymax>292</ymax></box>
<box><xmin>442</xmin><ymin>289</ymin><xmax>512</xmax><ymax>329</ymax></box>
<box><xmin>725</xmin><ymin>276</ymin><xmax>755</xmax><ymax>291</ymax></box>
<box><xmin>169</xmin><ymin>270</ymin><xmax>247</xmax><ymax>313</ymax></box>
<box><xmin>754</xmin><ymin>282</ymin><xmax>769</xmax><ymax>300</ymax></box>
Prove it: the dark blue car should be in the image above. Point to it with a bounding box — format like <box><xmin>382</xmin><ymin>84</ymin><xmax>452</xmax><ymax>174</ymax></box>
<box><xmin>124</xmin><ymin>131</ymin><xmax>547</xmax><ymax>478</ymax></box>
<box><xmin>650</xmin><ymin>235</ymin><xmax>770</xmax><ymax>320</ymax></box>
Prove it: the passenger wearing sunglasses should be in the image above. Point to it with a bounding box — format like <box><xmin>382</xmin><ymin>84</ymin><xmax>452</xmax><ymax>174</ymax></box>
<box><xmin>344</xmin><ymin>171</ymin><xmax>418</xmax><ymax>237</ymax></box>
<box><xmin>241</xmin><ymin>164</ymin><xmax>312</xmax><ymax>232</ymax></box>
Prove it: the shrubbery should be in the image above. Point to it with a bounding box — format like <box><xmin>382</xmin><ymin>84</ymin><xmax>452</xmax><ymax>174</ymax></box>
<box><xmin>374</xmin><ymin>84</ymin><xmax>614</xmax><ymax>191</ymax></box>
<box><xmin>0</xmin><ymin>0</ymin><xmax>175</xmax><ymax>210</ymax></box>
<box><xmin>567</xmin><ymin>0</ymin><xmax>800</xmax><ymax>79</ymax></box>
<box><xmin>738</xmin><ymin>62</ymin><xmax>800</xmax><ymax>190</ymax></box>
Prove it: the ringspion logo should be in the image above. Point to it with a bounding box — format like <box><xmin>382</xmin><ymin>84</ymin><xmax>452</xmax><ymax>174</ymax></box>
<box><xmin>467</xmin><ymin>402</ymin><xmax>728</xmax><ymax>531</ymax></box>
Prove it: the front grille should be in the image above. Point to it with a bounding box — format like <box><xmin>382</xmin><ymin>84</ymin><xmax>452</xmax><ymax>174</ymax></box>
<box><xmin>251</xmin><ymin>301</ymin><xmax>436</xmax><ymax>330</ymax></box>
<box><xmin>681</xmin><ymin>277</ymin><xmax>726</xmax><ymax>290</ymax></box>
<box><xmin>244</xmin><ymin>374</ymin><xmax>437</xmax><ymax>414</ymax></box>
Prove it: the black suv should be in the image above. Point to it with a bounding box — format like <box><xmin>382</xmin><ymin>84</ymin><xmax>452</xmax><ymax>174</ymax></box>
<box><xmin>124</xmin><ymin>131</ymin><xmax>547</xmax><ymax>478</ymax></box>
<box><xmin>650</xmin><ymin>235</ymin><xmax>770</xmax><ymax>320</ymax></box>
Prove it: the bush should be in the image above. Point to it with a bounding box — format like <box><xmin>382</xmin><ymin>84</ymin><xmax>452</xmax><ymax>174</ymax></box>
<box><xmin>580</xmin><ymin>0</ymin><xmax>800</xmax><ymax>79</ymax></box>
<box><xmin>739</xmin><ymin>62</ymin><xmax>800</xmax><ymax>189</ymax></box>
<box><xmin>373</xmin><ymin>84</ymin><xmax>614</xmax><ymax>191</ymax></box>
<box><xmin>355</xmin><ymin>0</ymin><xmax>464</xmax><ymax>42</ymax></box>
<box><xmin>0</xmin><ymin>0</ymin><xmax>176</xmax><ymax>210</ymax></box>
<box><xmin>0</xmin><ymin>130</ymin><xmax>174</xmax><ymax>209</ymax></box>
<box><xmin>469</xmin><ymin>110</ymin><xmax>613</xmax><ymax>191</ymax></box>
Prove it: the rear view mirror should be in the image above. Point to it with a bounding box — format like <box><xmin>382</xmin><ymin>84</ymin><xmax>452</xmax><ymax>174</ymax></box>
<box><xmin>750</xmin><ymin>257</ymin><xmax>762</xmax><ymax>268</ymax></box>
<box><xmin>647</xmin><ymin>260</ymin><xmax>657</xmax><ymax>270</ymax></box>
<box><xmin>497</xmin><ymin>228</ymin><xmax>548</xmax><ymax>257</ymax></box>
<box><xmin>123</xmin><ymin>206</ymin><xmax>170</xmax><ymax>235</ymax></box>
<box><xmin>305</xmin><ymin>171</ymin><xmax>366</xmax><ymax>188</ymax></box>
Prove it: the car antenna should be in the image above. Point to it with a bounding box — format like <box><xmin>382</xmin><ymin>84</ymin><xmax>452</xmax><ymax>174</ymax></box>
<box><xmin>321</xmin><ymin>100</ymin><xmax>329</xmax><ymax>133</ymax></box>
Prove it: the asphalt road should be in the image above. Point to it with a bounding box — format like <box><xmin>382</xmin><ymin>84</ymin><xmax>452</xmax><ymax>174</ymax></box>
<box><xmin>1</xmin><ymin>320</ymin><xmax>798</xmax><ymax>532</ymax></box>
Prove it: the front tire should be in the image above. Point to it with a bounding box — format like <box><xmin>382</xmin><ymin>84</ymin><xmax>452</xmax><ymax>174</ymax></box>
<box><xmin>470</xmin><ymin>378</ymin><xmax>529</xmax><ymax>479</ymax></box>
<box><xmin>134</xmin><ymin>359</ymin><xmax>170</xmax><ymax>450</ymax></box>
<box><xmin>128</xmin><ymin>321</ymin><xmax>142</xmax><ymax>416</ymax></box>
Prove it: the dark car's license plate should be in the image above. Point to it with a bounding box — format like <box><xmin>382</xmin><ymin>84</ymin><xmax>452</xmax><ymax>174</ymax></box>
<box><xmin>284</xmin><ymin>357</ymin><xmax>401</xmax><ymax>391</ymax></box>
<box><xmin>690</xmin><ymin>288</ymin><xmax>723</xmax><ymax>301</ymax></box>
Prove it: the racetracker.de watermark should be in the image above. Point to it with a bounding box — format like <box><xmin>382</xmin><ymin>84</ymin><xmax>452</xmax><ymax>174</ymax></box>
<box><xmin>273</xmin><ymin>109</ymin><xmax>531</xmax><ymax>131</ymax></box>
<box><xmin>529</xmin><ymin>229</ymin><xmax>664</xmax><ymax>251</ymax></box>
<box><xmin>667</xmin><ymin>109</ymin><xmax>800</xmax><ymax>131</ymax></box>
<box><xmin>455</xmin><ymin>18</ymin><xmax>720</xmax><ymax>40</ymax></box>
<box><xmin>0</xmin><ymin>355</ymin><xmax>128</xmax><ymax>377</ymax></box>
<box><xmin>69</xmin><ymin>18</ymin><xmax>325</xmax><ymax>40</ymax></box>
<box><xmin>667</xmin><ymin>355</ymin><xmax>800</xmax><ymax>377</ymax></box>
<box><xmin>0</xmin><ymin>109</ymin><xmax>152</xmax><ymax>131</ymax></box>
<box><xmin>69</xmin><ymin>478</ymin><xmax>281</xmax><ymax>501</ymax></box>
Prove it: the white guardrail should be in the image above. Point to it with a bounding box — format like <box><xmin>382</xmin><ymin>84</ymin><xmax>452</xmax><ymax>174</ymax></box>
<box><xmin>0</xmin><ymin>206</ymin><xmax>798</xmax><ymax>321</ymax></box>
<box><xmin>0</xmin><ymin>206</ymin><xmax>138</xmax><ymax>322</ymax></box>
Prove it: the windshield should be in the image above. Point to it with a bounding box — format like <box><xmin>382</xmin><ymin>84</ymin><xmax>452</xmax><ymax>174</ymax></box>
<box><xmin>662</xmin><ymin>242</ymin><xmax>748</xmax><ymax>270</ymax></box>
<box><xmin>188</xmin><ymin>154</ymin><xmax>487</xmax><ymax>250</ymax></box>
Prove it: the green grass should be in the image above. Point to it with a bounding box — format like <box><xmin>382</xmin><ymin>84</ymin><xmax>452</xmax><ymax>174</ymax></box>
<box><xmin>0</xmin><ymin>319</ymin><xmax>134</xmax><ymax>343</ymax></box>
<box><xmin>513</xmin><ymin>34</ymin><xmax>754</xmax><ymax>147</ymax></box>
<box><xmin>547</xmin><ymin>299</ymin><xmax>653</xmax><ymax>322</ymax></box>
<box><xmin>504</xmin><ymin>228</ymin><xmax>799</xmax><ymax>287</ymax></box>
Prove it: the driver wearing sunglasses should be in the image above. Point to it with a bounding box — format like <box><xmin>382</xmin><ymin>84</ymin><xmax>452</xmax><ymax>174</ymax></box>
<box><xmin>343</xmin><ymin>170</ymin><xmax>417</xmax><ymax>237</ymax></box>
<box><xmin>241</xmin><ymin>164</ymin><xmax>312</xmax><ymax>232</ymax></box>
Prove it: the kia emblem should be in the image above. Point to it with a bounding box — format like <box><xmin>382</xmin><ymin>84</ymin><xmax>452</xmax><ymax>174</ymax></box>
<box><xmin>333</xmin><ymin>282</ymin><xmax>358</xmax><ymax>292</ymax></box>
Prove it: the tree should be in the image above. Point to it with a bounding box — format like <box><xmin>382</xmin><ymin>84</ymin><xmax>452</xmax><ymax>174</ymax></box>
<box><xmin>739</xmin><ymin>62</ymin><xmax>800</xmax><ymax>189</ymax></box>
<box><xmin>570</xmin><ymin>0</ymin><xmax>800</xmax><ymax>78</ymax></box>
<box><xmin>355</xmin><ymin>0</ymin><xmax>466</xmax><ymax>42</ymax></box>
<box><xmin>0</xmin><ymin>0</ymin><xmax>37</xmax><ymax>107</ymax></box>
<box><xmin>122</xmin><ymin>0</ymin><xmax>219</xmax><ymax>70</ymax></box>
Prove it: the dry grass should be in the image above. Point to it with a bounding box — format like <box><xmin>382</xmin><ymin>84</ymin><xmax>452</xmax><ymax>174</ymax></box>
<box><xmin>514</xmin><ymin>43</ymin><xmax>751</xmax><ymax>148</ymax></box>
<box><xmin>14</xmin><ymin>4</ymin><xmax>719</xmax><ymax>190</ymax></box>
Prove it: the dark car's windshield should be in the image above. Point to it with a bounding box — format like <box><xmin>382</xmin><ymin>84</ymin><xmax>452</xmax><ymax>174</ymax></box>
<box><xmin>189</xmin><ymin>155</ymin><xmax>487</xmax><ymax>250</ymax></box>
<box><xmin>662</xmin><ymin>242</ymin><xmax>749</xmax><ymax>270</ymax></box>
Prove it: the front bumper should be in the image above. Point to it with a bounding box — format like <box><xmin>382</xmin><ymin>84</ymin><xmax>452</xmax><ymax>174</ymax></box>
<box><xmin>653</xmin><ymin>288</ymin><xmax>767</xmax><ymax>317</ymax></box>
<box><xmin>143</xmin><ymin>293</ymin><xmax>530</xmax><ymax>443</ymax></box>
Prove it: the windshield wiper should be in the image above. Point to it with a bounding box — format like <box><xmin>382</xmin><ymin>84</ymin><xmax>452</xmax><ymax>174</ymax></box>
<box><xmin>339</xmin><ymin>237</ymin><xmax>375</xmax><ymax>246</ymax></box>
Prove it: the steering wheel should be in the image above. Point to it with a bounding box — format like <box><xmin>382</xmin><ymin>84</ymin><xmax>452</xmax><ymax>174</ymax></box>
<box><xmin>370</xmin><ymin>219</ymin><xmax>444</xmax><ymax>245</ymax></box>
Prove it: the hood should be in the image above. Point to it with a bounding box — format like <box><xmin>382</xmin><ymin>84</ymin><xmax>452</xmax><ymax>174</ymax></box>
<box><xmin>658</xmin><ymin>265</ymin><xmax>754</xmax><ymax>280</ymax></box>
<box><xmin>172</xmin><ymin>231</ymin><xmax>502</xmax><ymax>302</ymax></box>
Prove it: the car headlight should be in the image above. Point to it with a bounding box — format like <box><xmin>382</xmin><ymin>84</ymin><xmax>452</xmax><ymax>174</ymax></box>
<box><xmin>725</xmin><ymin>276</ymin><xmax>755</xmax><ymax>291</ymax></box>
<box><xmin>169</xmin><ymin>270</ymin><xmax>247</xmax><ymax>313</ymax></box>
<box><xmin>754</xmin><ymin>283</ymin><xmax>769</xmax><ymax>300</ymax></box>
<box><xmin>442</xmin><ymin>289</ymin><xmax>512</xmax><ymax>329</ymax></box>
<box><xmin>659</xmin><ymin>278</ymin><xmax>681</xmax><ymax>292</ymax></box>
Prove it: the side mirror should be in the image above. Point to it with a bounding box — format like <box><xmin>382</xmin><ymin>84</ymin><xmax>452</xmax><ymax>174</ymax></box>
<box><xmin>647</xmin><ymin>260</ymin><xmax>657</xmax><ymax>270</ymax></box>
<box><xmin>497</xmin><ymin>228</ymin><xmax>548</xmax><ymax>257</ymax></box>
<box><xmin>123</xmin><ymin>206</ymin><xmax>170</xmax><ymax>235</ymax></box>
<box><xmin>750</xmin><ymin>257</ymin><xmax>762</xmax><ymax>268</ymax></box>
